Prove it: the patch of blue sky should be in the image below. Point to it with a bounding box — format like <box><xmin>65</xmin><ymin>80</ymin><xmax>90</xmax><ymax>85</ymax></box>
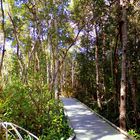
<box><xmin>14</xmin><ymin>0</ymin><xmax>28</xmax><ymax>7</ymax></box>
<box><xmin>104</xmin><ymin>0</ymin><xmax>110</xmax><ymax>6</ymax></box>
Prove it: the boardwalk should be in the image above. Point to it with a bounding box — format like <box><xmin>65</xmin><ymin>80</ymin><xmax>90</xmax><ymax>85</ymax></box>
<box><xmin>61</xmin><ymin>97</ymin><xmax>132</xmax><ymax>140</ymax></box>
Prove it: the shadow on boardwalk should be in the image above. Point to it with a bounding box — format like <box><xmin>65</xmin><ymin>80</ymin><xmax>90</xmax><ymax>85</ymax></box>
<box><xmin>61</xmin><ymin>97</ymin><xmax>132</xmax><ymax>140</ymax></box>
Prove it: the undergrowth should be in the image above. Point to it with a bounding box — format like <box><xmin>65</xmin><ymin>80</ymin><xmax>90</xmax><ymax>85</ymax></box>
<box><xmin>0</xmin><ymin>79</ymin><xmax>72</xmax><ymax>140</ymax></box>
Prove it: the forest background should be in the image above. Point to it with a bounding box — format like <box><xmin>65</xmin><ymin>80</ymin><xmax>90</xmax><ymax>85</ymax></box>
<box><xmin>0</xmin><ymin>0</ymin><xmax>140</xmax><ymax>139</ymax></box>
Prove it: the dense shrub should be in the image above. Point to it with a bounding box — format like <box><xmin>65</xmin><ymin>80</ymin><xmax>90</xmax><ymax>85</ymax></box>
<box><xmin>0</xmin><ymin>80</ymin><xmax>72</xmax><ymax>140</ymax></box>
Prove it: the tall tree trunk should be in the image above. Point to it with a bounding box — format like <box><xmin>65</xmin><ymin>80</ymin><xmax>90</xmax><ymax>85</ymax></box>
<box><xmin>53</xmin><ymin>0</ymin><xmax>59</xmax><ymax>99</ymax></box>
<box><xmin>102</xmin><ymin>29</ymin><xmax>106</xmax><ymax>95</ymax></box>
<box><xmin>71</xmin><ymin>57</ymin><xmax>74</xmax><ymax>89</ymax></box>
<box><xmin>0</xmin><ymin>0</ymin><xmax>6</xmax><ymax>76</ymax></box>
<box><xmin>119</xmin><ymin>0</ymin><xmax>127</xmax><ymax>131</ymax></box>
<box><xmin>54</xmin><ymin>49</ymin><xmax>59</xmax><ymax>99</ymax></box>
<box><xmin>95</xmin><ymin>24</ymin><xmax>102</xmax><ymax>110</ymax></box>
<box><xmin>63</xmin><ymin>58</ymin><xmax>67</xmax><ymax>93</ymax></box>
<box><xmin>47</xmin><ymin>35</ymin><xmax>52</xmax><ymax>85</ymax></box>
<box><xmin>60</xmin><ymin>63</ymin><xmax>64</xmax><ymax>94</ymax></box>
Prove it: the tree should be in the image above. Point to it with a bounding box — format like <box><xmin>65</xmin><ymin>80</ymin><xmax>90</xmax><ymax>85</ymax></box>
<box><xmin>0</xmin><ymin>0</ymin><xmax>6</xmax><ymax>75</ymax></box>
<box><xmin>95</xmin><ymin>24</ymin><xmax>102</xmax><ymax>110</ymax></box>
<box><xmin>119</xmin><ymin>0</ymin><xmax>128</xmax><ymax>131</ymax></box>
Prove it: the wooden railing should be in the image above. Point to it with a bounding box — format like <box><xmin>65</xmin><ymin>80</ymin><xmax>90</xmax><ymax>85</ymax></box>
<box><xmin>0</xmin><ymin>122</ymin><xmax>39</xmax><ymax>140</ymax></box>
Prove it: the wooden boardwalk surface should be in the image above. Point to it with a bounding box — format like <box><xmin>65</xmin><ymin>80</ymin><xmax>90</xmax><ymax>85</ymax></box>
<box><xmin>61</xmin><ymin>97</ymin><xmax>133</xmax><ymax>140</ymax></box>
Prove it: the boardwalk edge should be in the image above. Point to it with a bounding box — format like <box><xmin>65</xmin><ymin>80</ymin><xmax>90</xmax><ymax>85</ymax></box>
<box><xmin>62</xmin><ymin>101</ymin><xmax>76</xmax><ymax>140</ymax></box>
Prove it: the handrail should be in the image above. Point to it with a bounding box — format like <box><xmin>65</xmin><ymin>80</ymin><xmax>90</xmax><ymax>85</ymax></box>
<box><xmin>0</xmin><ymin>122</ymin><xmax>39</xmax><ymax>140</ymax></box>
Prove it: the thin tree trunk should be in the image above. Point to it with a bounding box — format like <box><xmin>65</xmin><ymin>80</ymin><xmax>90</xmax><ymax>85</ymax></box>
<box><xmin>53</xmin><ymin>0</ymin><xmax>59</xmax><ymax>99</ymax></box>
<box><xmin>62</xmin><ymin>59</ymin><xmax>67</xmax><ymax>92</ymax></box>
<box><xmin>0</xmin><ymin>0</ymin><xmax>6</xmax><ymax>75</ymax></box>
<box><xmin>8</xmin><ymin>12</ymin><xmax>24</xmax><ymax>78</ymax></box>
<box><xmin>102</xmin><ymin>30</ymin><xmax>106</xmax><ymax>95</ymax></box>
<box><xmin>119</xmin><ymin>0</ymin><xmax>127</xmax><ymax>131</ymax></box>
<box><xmin>54</xmin><ymin>51</ymin><xmax>59</xmax><ymax>99</ymax></box>
<box><xmin>95</xmin><ymin>24</ymin><xmax>102</xmax><ymax>110</ymax></box>
<box><xmin>60</xmin><ymin>63</ymin><xmax>64</xmax><ymax>94</ymax></box>
<box><xmin>47</xmin><ymin>36</ymin><xmax>52</xmax><ymax>85</ymax></box>
<box><xmin>71</xmin><ymin>58</ymin><xmax>74</xmax><ymax>89</ymax></box>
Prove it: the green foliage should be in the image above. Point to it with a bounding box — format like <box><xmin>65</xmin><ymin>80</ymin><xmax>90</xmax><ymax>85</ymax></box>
<box><xmin>128</xmin><ymin>129</ymin><xmax>140</xmax><ymax>139</ymax></box>
<box><xmin>0</xmin><ymin>79</ymin><xmax>72</xmax><ymax>139</ymax></box>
